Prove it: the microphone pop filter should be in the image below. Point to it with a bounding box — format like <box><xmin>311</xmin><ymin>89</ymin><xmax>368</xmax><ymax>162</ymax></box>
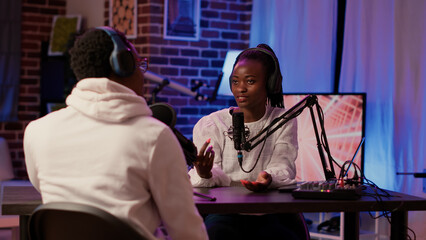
<box><xmin>149</xmin><ymin>102</ymin><xmax>197</xmax><ymax>167</ymax></box>
<box><xmin>149</xmin><ymin>103</ymin><xmax>177</xmax><ymax>128</ymax></box>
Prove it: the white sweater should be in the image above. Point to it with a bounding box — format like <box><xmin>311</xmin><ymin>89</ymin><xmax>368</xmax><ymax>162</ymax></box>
<box><xmin>24</xmin><ymin>78</ymin><xmax>207</xmax><ymax>240</ymax></box>
<box><xmin>189</xmin><ymin>106</ymin><xmax>298</xmax><ymax>188</ymax></box>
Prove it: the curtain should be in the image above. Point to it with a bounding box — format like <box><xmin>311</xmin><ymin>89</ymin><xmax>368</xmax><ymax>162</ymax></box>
<box><xmin>0</xmin><ymin>0</ymin><xmax>21</xmax><ymax>122</ymax></box>
<box><xmin>339</xmin><ymin>0</ymin><xmax>398</xmax><ymax>190</ymax></box>
<box><xmin>250</xmin><ymin>0</ymin><xmax>338</xmax><ymax>93</ymax></box>
<box><xmin>251</xmin><ymin>0</ymin><xmax>426</xmax><ymax>236</ymax></box>
<box><xmin>339</xmin><ymin>0</ymin><xmax>426</xmax><ymax>235</ymax></box>
<box><xmin>340</xmin><ymin>0</ymin><xmax>426</xmax><ymax>195</ymax></box>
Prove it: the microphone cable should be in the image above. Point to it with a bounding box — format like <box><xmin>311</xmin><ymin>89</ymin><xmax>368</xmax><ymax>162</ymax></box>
<box><xmin>238</xmin><ymin>125</ymin><xmax>271</xmax><ymax>173</ymax></box>
<box><xmin>360</xmin><ymin>173</ymin><xmax>417</xmax><ymax>240</ymax></box>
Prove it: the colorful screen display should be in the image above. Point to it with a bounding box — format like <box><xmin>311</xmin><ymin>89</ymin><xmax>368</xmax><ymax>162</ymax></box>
<box><xmin>283</xmin><ymin>94</ymin><xmax>366</xmax><ymax>182</ymax></box>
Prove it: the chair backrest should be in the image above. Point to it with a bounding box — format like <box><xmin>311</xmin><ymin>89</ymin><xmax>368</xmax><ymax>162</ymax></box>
<box><xmin>28</xmin><ymin>202</ymin><xmax>147</xmax><ymax>240</ymax></box>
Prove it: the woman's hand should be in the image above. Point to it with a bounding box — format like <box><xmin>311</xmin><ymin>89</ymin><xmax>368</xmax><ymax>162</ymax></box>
<box><xmin>240</xmin><ymin>171</ymin><xmax>272</xmax><ymax>192</ymax></box>
<box><xmin>194</xmin><ymin>138</ymin><xmax>215</xmax><ymax>178</ymax></box>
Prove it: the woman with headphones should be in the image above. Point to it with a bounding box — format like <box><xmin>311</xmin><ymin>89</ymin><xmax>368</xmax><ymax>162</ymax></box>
<box><xmin>189</xmin><ymin>44</ymin><xmax>301</xmax><ymax>239</ymax></box>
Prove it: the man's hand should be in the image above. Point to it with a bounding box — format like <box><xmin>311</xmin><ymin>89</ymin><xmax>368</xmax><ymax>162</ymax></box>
<box><xmin>194</xmin><ymin>138</ymin><xmax>214</xmax><ymax>178</ymax></box>
<box><xmin>240</xmin><ymin>171</ymin><xmax>272</xmax><ymax>192</ymax></box>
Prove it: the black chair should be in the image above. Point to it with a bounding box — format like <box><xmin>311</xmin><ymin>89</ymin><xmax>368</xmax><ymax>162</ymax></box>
<box><xmin>293</xmin><ymin>213</ymin><xmax>311</xmax><ymax>240</ymax></box>
<box><xmin>274</xmin><ymin>212</ymin><xmax>310</xmax><ymax>240</ymax></box>
<box><xmin>28</xmin><ymin>202</ymin><xmax>147</xmax><ymax>240</ymax></box>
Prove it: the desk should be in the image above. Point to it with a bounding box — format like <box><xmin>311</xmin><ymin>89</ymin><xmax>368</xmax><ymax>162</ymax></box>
<box><xmin>3</xmin><ymin>184</ymin><xmax>426</xmax><ymax>240</ymax></box>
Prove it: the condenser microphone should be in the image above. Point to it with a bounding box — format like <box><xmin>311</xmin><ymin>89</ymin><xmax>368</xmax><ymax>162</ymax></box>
<box><xmin>232</xmin><ymin>112</ymin><xmax>245</xmax><ymax>165</ymax></box>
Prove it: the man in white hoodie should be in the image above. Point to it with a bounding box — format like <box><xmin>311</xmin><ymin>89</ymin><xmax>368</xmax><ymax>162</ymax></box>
<box><xmin>24</xmin><ymin>27</ymin><xmax>208</xmax><ymax>240</ymax></box>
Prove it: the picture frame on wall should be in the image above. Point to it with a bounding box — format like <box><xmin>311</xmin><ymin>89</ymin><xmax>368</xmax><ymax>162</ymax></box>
<box><xmin>109</xmin><ymin>0</ymin><xmax>137</xmax><ymax>39</ymax></box>
<box><xmin>48</xmin><ymin>15</ymin><xmax>82</xmax><ymax>56</ymax></box>
<box><xmin>163</xmin><ymin>0</ymin><xmax>200</xmax><ymax>41</ymax></box>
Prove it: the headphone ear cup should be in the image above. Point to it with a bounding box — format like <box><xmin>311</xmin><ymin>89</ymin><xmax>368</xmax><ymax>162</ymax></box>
<box><xmin>97</xmin><ymin>26</ymin><xmax>135</xmax><ymax>78</ymax></box>
<box><xmin>260</xmin><ymin>49</ymin><xmax>281</xmax><ymax>95</ymax></box>
<box><xmin>267</xmin><ymin>71</ymin><xmax>276</xmax><ymax>94</ymax></box>
<box><xmin>110</xmin><ymin>49</ymin><xmax>135</xmax><ymax>77</ymax></box>
<box><xmin>267</xmin><ymin>68</ymin><xmax>282</xmax><ymax>95</ymax></box>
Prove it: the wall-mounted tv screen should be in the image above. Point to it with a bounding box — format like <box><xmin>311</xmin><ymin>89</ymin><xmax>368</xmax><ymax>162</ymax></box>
<box><xmin>284</xmin><ymin>94</ymin><xmax>366</xmax><ymax>182</ymax></box>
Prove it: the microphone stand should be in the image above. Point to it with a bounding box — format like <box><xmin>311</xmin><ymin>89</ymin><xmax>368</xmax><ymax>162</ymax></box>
<box><xmin>242</xmin><ymin>95</ymin><xmax>337</xmax><ymax>181</ymax></box>
<box><xmin>145</xmin><ymin>70</ymin><xmax>209</xmax><ymax>104</ymax></box>
<box><xmin>396</xmin><ymin>172</ymin><xmax>426</xmax><ymax>178</ymax></box>
<box><xmin>150</xmin><ymin>79</ymin><xmax>169</xmax><ymax>104</ymax></box>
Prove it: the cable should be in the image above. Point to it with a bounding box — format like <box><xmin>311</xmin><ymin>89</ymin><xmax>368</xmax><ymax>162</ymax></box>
<box><xmin>238</xmin><ymin>124</ymin><xmax>271</xmax><ymax>173</ymax></box>
<box><xmin>358</xmin><ymin>173</ymin><xmax>417</xmax><ymax>240</ymax></box>
<box><xmin>316</xmin><ymin>102</ymin><xmax>341</xmax><ymax>170</ymax></box>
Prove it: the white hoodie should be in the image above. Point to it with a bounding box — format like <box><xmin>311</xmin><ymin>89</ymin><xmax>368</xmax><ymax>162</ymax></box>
<box><xmin>24</xmin><ymin>78</ymin><xmax>207</xmax><ymax>240</ymax></box>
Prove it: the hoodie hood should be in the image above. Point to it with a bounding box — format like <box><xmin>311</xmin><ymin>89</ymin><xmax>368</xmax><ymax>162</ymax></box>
<box><xmin>66</xmin><ymin>78</ymin><xmax>152</xmax><ymax>122</ymax></box>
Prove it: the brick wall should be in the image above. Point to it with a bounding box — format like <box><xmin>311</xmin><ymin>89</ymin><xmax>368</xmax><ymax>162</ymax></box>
<box><xmin>0</xmin><ymin>0</ymin><xmax>67</xmax><ymax>179</ymax></box>
<box><xmin>131</xmin><ymin>0</ymin><xmax>252</xmax><ymax>135</ymax></box>
<box><xmin>0</xmin><ymin>0</ymin><xmax>252</xmax><ymax>179</ymax></box>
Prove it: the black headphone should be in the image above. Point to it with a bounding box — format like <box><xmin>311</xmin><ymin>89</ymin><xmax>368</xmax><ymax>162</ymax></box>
<box><xmin>96</xmin><ymin>26</ymin><xmax>135</xmax><ymax>77</ymax></box>
<box><xmin>229</xmin><ymin>47</ymin><xmax>282</xmax><ymax>95</ymax></box>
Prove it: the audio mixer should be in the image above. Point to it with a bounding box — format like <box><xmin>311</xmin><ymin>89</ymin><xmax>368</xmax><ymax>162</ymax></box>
<box><xmin>290</xmin><ymin>181</ymin><xmax>364</xmax><ymax>200</ymax></box>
